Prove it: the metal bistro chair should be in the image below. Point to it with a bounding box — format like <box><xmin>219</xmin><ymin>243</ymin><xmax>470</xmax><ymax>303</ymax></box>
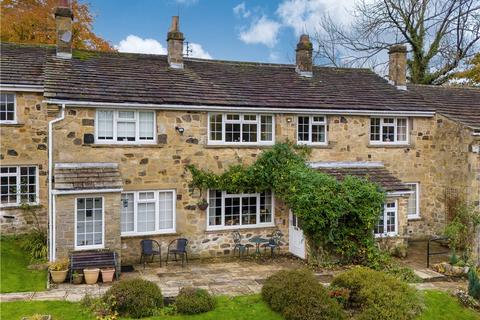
<box><xmin>232</xmin><ymin>231</ymin><xmax>249</xmax><ymax>257</ymax></box>
<box><xmin>263</xmin><ymin>230</ymin><xmax>283</xmax><ymax>257</ymax></box>
<box><xmin>140</xmin><ymin>239</ymin><xmax>162</xmax><ymax>269</ymax></box>
<box><xmin>166</xmin><ymin>238</ymin><xmax>189</xmax><ymax>267</ymax></box>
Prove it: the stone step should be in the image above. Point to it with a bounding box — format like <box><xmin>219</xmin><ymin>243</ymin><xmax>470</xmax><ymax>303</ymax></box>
<box><xmin>414</xmin><ymin>268</ymin><xmax>447</xmax><ymax>282</ymax></box>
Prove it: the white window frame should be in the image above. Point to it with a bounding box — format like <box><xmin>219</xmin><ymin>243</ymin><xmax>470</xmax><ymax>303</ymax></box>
<box><xmin>74</xmin><ymin>196</ymin><xmax>105</xmax><ymax>250</ymax></box>
<box><xmin>207</xmin><ymin>113</ymin><xmax>275</xmax><ymax>146</ymax></box>
<box><xmin>406</xmin><ymin>182</ymin><xmax>420</xmax><ymax>219</ymax></box>
<box><xmin>0</xmin><ymin>165</ymin><xmax>39</xmax><ymax>207</ymax></box>
<box><xmin>206</xmin><ymin>190</ymin><xmax>275</xmax><ymax>231</ymax></box>
<box><xmin>95</xmin><ymin>109</ymin><xmax>157</xmax><ymax>144</ymax></box>
<box><xmin>370</xmin><ymin>117</ymin><xmax>409</xmax><ymax>145</ymax></box>
<box><xmin>0</xmin><ymin>93</ymin><xmax>17</xmax><ymax>124</ymax></box>
<box><xmin>120</xmin><ymin>189</ymin><xmax>176</xmax><ymax>236</ymax></box>
<box><xmin>297</xmin><ymin>115</ymin><xmax>328</xmax><ymax>145</ymax></box>
<box><xmin>375</xmin><ymin>200</ymin><xmax>398</xmax><ymax>237</ymax></box>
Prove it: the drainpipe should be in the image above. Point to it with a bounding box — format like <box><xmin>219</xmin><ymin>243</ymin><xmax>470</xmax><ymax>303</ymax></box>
<box><xmin>48</xmin><ymin>104</ymin><xmax>65</xmax><ymax>261</ymax></box>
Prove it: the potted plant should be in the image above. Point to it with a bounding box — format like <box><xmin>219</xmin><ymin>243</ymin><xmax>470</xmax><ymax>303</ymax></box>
<box><xmin>197</xmin><ymin>198</ymin><xmax>209</xmax><ymax>210</ymax></box>
<box><xmin>72</xmin><ymin>271</ymin><xmax>84</xmax><ymax>284</ymax></box>
<box><xmin>48</xmin><ymin>259</ymin><xmax>69</xmax><ymax>284</ymax></box>
<box><xmin>101</xmin><ymin>267</ymin><xmax>116</xmax><ymax>283</ymax></box>
<box><xmin>83</xmin><ymin>267</ymin><xmax>100</xmax><ymax>285</ymax></box>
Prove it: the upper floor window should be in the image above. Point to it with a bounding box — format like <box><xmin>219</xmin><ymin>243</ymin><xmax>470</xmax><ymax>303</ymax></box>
<box><xmin>95</xmin><ymin>110</ymin><xmax>156</xmax><ymax>144</ymax></box>
<box><xmin>1</xmin><ymin>166</ymin><xmax>38</xmax><ymax>207</ymax></box>
<box><xmin>370</xmin><ymin>117</ymin><xmax>408</xmax><ymax>144</ymax></box>
<box><xmin>297</xmin><ymin>115</ymin><xmax>327</xmax><ymax>145</ymax></box>
<box><xmin>406</xmin><ymin>182</ymin><xmax>420</xmax><ymax>219</ymax></box>
<box><xmin>0</xmin><ymin>93</ymin><xmax>16</xmax><ymax>123</ymax></box>
<box><xmin>208</xmin><ymin>113</ymin><xmax>274</xmax><ymax>145</ymax></box>
<box><xmin>374</xmin><ymin>200</ymin><xmax>397</xmax><ymax>237</ymax></box>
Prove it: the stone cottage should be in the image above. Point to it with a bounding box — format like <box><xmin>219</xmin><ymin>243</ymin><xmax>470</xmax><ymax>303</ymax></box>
<box><xmin>1</xmin><ymin>3</ymin><xmax>479</xmax><ymax>264</ymax></box>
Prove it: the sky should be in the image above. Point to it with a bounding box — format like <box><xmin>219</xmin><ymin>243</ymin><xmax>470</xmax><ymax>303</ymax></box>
<box><xmin>86</xmin><ymin>0</ymin><xmax>358</xmax><ymax>64</ymax></box>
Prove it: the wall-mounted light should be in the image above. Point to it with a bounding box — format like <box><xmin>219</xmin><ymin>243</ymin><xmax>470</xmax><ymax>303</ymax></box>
<box><xmin>175</xmin><ymin>126</ymin><xmax>185</xmax><ymax>135</ymax></box>
<box><xmin>286</xmin><ymin>117</ymin><xmax>293</xmax><ymax>123</ymax></box>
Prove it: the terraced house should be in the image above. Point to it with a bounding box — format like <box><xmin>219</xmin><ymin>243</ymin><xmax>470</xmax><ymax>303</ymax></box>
<box><xmin>1</xmin><ymin>4</ymin><xmax>479</xmax><ymax>264</ymax></box>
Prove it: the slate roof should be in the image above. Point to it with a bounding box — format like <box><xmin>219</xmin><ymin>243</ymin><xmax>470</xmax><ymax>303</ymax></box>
<box><xmin>54</xmin><ymin>163</ymin><xmax>123</xmax><ymax>191</ymax></box>
<box><xmin>1</xmin><ymin>42</ymin><xmax>434</xmax><ymax>112</ymax></box>
<box><xmin>309</xmin><ymin>162</ymin><xmax>411</xmax><ymax>193</ymax></box>
<box><xmin>409</xmin><ymin>85</ymin><xmax>480</xmax><ymax>129</ymax></box>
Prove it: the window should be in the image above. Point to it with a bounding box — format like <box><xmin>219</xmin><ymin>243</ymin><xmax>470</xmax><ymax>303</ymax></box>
<box><xmin>370</xmin><ymin>117</ymin><xmax>408</xmax><ymax>144</ymax></box>
<box><xmin>297</xmin><ymin>115</ymin><xmax>327</xmax><ymax>145</ymax></box>
<box><xmin>0</xmin><ymin>166</ymin><xmax>38</xmax><ymax>207</ymax></box>
<box><xmin>121</xmin><ymin>190</ymin><xmax>175</xmax><ymax>235</ymax></box>
<box><xmin>0</xmin><ymin>93</ymin><xmax>16</xmax><ymax>123</ymax></box>
<box><xmin>374</xmin><ymin>201</ymin><xmax>397</xmax><ymax>237</ymax></box>
<box><xmin>407</xmin><ymin>183</ymin><xmax>420</xmax><ymax>219</ymax></box>
<box><xmin>208</xmin><ymin>113</ymin><xmax>274</xmax><ymax>145</ymax></box>
<box><xmin>207</xmin><ymin>190</ymin><xmax>274</xmax><ymax>230</ymax></box>
<box><xmin>95</xmin><ymin>110</ymin><xmax>156</xmax><ymax>144</ymax></box>
<box><xmin>76</xmin><ymin>197</ymin><xmax>104</xmax><ymax>249</ymax></box>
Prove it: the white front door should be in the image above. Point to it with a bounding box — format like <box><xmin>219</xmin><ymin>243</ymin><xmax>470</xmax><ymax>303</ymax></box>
<box><xmin>289</xmin><ymin>212</ymin><xmax>306</xmax><ymax>259</ymax></box>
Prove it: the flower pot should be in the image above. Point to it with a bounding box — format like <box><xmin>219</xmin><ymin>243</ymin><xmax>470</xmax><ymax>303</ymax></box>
<box><xmin>83</xmin><ymin>268</ymin><xmax>100</xmax><ymax>285</ymax></box>
<box><xmin>101</xmin><ymin>268</ymin><xmax>115</xmax><ymax>283</ymax></box>
<box><xmin>72</xmin><ymin>274</ymin><xmax>84</xmax><ymax>285</ymax></box>
<box><xmin>50</xmin><ymin>269</ymin><xmax>68</xmax><ymax>283</ymax></box>
<box><xmin>197</xmin><ymin>203</ymin><xmax>209</xmax><ymax>210</ymax></box>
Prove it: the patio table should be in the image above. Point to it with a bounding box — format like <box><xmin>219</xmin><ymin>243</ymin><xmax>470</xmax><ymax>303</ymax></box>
<box><xmin>249</xmin><ymin>236</ymin><xmax>269</xmax><ymax>254</ymax></box>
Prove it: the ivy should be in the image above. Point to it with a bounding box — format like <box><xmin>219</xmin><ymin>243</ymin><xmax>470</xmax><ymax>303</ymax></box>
<box><xmin>187</xmin><ymin>143</ymin><xmax>386</xmax><ymax>264</ymax></box>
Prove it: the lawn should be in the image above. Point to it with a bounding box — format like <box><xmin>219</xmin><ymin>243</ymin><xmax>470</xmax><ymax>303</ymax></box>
<box><xmin>0</xmin><ymin>237</ymin><xmax>47</xmax><ymax>293</ymax></box>
<box><xmin>1</xmin><ymin>291</ymin><xmax>479</xmax><ymax>320</ymax></box>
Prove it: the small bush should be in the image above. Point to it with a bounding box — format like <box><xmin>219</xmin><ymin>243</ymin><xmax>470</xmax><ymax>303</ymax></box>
<box><xmin>331</xmin><ymin>267</ymin><xmax>423</xmax><ymax>320</ymax></box>
<box><xmin>468</xmin><ymin>267</ymin><xmax>480</xmax><ymax>300</ymax></box>
<box><xmin>48</xmin><ymin>258</ymin><xmax>68</xmax><ymax>271</ymax></box>
<box><xmin>21</xmin><ymin>229</ymin><xmax>48</xmax><ymax>262</ymax></box>
<box><xmin>104</xmin><ymin>278</ymin><xmax>163</xmax><ymax>318</ymax></box>
<box><xmin>262</xmin><ymin>269</ymin><xmax>346</xmax><ymax>320</ymax></box>
<box><xmin>175</xmin><ymin>287</ymin><xmax>215</xmax><ymax>314</ymax></box>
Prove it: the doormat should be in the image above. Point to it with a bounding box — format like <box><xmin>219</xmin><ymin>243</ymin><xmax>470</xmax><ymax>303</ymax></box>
<box><xmin>121</xmin><ymin>265</ymin><xmax>135</xmax><ymax>272</ymax></box>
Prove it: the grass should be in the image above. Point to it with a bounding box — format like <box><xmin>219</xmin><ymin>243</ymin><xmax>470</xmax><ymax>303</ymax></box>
<box><xmin>417</xmin><ymin>290</ymin><xmax>480</xmax><ymax>320</ymax></box>
<box><xmin>1</xmin><ymin>291</ymin><xmax>479</xmax><ymax>320</ymax></box>
<box><xmin>0</xmin><ymin>237</ymin><xmax>47</xmax><ymax>293</ymax></box>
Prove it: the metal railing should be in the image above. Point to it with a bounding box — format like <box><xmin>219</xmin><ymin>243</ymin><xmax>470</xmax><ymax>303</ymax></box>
<box><xmin>427</xmin><ymin>236</ymin><xmax>450</xmax><ymax>268</ymax></box>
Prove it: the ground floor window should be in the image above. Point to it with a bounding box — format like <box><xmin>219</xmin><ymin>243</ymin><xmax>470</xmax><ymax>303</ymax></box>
<box><xmin>374</xmin><ymin>200</ymin><xmax>397</xmax><ymax>236</ymax></box>
<box><xmin>76</xmin><ymin>197</ymin><xmax>104</xmax><ymax>249</ymax></box>
<box><xmin>207</xmin><ymin>190</ymin><xmax>274</xmax><ymax>230</ymax></box>
<box><xmin>406</xmin><ymin>182</ymin><xmax>420</xmax><ymax>219</ymax></box>
<box><xmin>121</xmin><ymin>190</ymin><xmax>176</xmax><ymax>235</ymax></box>
<box><xmin>0</xmin><ymin>166</ymin><xmax>38</xmax><ymax>207</ymax></box>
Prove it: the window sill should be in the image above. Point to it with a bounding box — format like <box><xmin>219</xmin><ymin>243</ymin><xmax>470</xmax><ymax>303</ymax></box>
<box><xmin>74</xmin><ymin>245</ymin><xmax>105</xmax><ymax>251</ymax></box>
<box><xmin>374</xmin><ymin>233</ymin><xmax>398</xmax><ymax>238</ymax></box>
<box><xmin>368</xmin><ymin>144</ymin><xmax>411</xmax><ymax>149</ymax></box>
<box><xmin>0</xmin><ymin>123</ymin><xmax>23</xmax><ymax>127</ymax></box>
<box><xmin>205</xmin><ymin>144</ymin><xmax>274</xmax><ymax>149</ymax></box>
<box><xmin>205</xmin><ymin>224</ymin><xmax>276</xmax><ymax>233</ymax></box>
<box><xmin>297</xmin><ymin>143</ymin><xmax>331</xmax><ymax>149</ymax></box>
<box><xmin>1</xmin><ymin>202</ymin><xmax>40</xmax><ymax>210</ymax></box>
<box><xmin>84</xmin><ymin>144</ymin><xmax>165</xmax><ymax>148</ymax></box>
<box><xmin>407</xmin><ymin>216</ymin><xmax>423</xmax><ymax>221</ymax></box>
<box><xmin>121</xmin><ymin>231</ymin><xmax>178</xmax><ymax>238</ymax></box>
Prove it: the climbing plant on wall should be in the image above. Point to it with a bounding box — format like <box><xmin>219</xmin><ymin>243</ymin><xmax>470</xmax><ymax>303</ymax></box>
<box><xmin>187</xmin><ymin>143</ymin><xmax>386</xmax><ymax>264</ymax></box>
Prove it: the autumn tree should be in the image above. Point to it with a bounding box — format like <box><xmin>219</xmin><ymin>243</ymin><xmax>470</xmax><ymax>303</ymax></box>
<box><xmin>455</xmin><ymin>52</ymin><xmax>480</xmax><ymax>85</ymax></box>
<box><xmin>1</xmin><ymin>0</ymin><xmax>113</xmax><ymax>51</ymax></box>
<box><xmin>314</xmin><ymin>0</ymin><xmax>480</xmax><ymax>85</ymax></box>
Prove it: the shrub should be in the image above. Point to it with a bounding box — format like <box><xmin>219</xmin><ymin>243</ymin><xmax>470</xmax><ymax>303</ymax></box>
<box><xmin>48</xmin><ymin>258</ymin><xmax>68</xmax><ymax>271</ymax></box>
<box><xmin>331</xmin><ymin>267</ymin><xmax>423</xmax><ymax>320</ymax></box>
<box><xmin>104</xmin><ymin>278</ymin><xmax>163</xmax><ymax>318</ymax></box>
<box><xmin>20</xmin><ymin>229</ymin><xmax>48</xmax><ymax>262</ymax></box>
<box><xmin>262</xmin><ymin>269</ymin><xmax>346</xmax><ymax>320</ymax></box>
<box><xmin>175</xmin><ymin>287</ymin><xmax>215</xmax><ymax>314</ymax></box>
<box><xmin>468</xmin><ymin>267</ymin><xmax>480</xmax><ymax>300</ymax></box>
<box><xmin>444</xmin><ymin>203</ymin><xmax>480</xmax><ymax>254</ymax></box>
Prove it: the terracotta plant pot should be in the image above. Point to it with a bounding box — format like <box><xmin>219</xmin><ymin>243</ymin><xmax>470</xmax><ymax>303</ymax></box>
<box><xmin>83</xmin><ymin>268</ymin><xmax>100</xmax><ymax>285</ymax></box>
<box><xmin>72</xmin><ymin>274</ymin><xmax>84</xmax><ymax>284</ymax></box>
<box><xmin>101</xmin><ymin>268</ymin><xmax>115</xmax><ymax>283</ymax></box>
<box><xmin>50</xmin><ymin>270</ymin><xmax>68</xmax><ymax>283</ymax></box>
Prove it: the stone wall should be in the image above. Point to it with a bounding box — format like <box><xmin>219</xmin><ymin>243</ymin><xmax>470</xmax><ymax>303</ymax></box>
<box><xmin>0</xmin><ymin>92</ymin><xmax>49</xmax><ymax>234</ymax></box>
<box><xmin>54</xmin><ymin>192</ymin><xmax>122</xmax><ymax>262</ymax></box>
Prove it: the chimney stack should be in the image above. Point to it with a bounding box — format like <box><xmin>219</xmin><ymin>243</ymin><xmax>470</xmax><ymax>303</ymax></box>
<box><xmin>296</xmin><ymin>34</ymin><xmax>313</xmax><ymax>77</ymax></box>
<box><xmin>54</xmin><ymin>0</ymin><xmax>73</xmax><ymax>59</ymax></box>
<box><xmin>167</xmin><ymin>16</ymin><xmax>185</xmax><ymax>69</ymax></box>
<box><xmin>388</xmin><ymin>44</ymin><xmax>407</xmax><ymax>89</ymax></box>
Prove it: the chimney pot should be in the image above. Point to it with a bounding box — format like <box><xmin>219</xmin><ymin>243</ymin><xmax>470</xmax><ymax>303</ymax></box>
<box><xmin>388</xmin><ymin>44</ymin><xmax>407</xmax><ymax>89</ymax></box>
<box><xmin>167</xmin><ymin>16</ymin><xmax>185</xmax><ymax>69</ymax></box>
<box><xmin>295</xmin><ymin>34</ymin><xmax>313</xmax><ymax>77</ymax></box>
<box><xmin>55</xmin><ymin>0</ymin><xmax>73</xmax><ymax>59</ymax></box>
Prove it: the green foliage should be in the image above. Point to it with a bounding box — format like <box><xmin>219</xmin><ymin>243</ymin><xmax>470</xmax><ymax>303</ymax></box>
<box><xmin>81</xmin><ymin>294</ymin><xmax>118</xmax><ymax>320</ymax></box>
<box><xmin>449</xmin><ymin>249</ymin><xmax>459</xmax><ymax>265</ymax></box>
<box><xmin>445</xmin><ymin>204</ymin><xmax>480</xmax><ymax>255</ymax></box>
<box><xmin>468</xmin><ymin>267</ymin><xmax>480</xmax><ymax>301</ymax></box>
<box><xmin>175</xmin><ymin>287</ymin><xmax>216</xmax><ymax>314</ymax></box>
<box><xmin>331</xmin><ymin>267</ymin><xmax>424</xmax><ymax>320</ymax></box>
<box><xmin>20</xmin><ymin>229</ymin><xmax>47</xmax><ymax>262</ymax></box>
<box><xmin>104</xmin><ymin>278</ymin><xmax>163</xmax><ymax>318</ymax></box>
<box><xmin>188</xmin><ymin>143</ymin><xmax>386</xmax><ymax>264</ymax></box>
<box><xmin>262</xmin><ymin>269</ymin><xmax>346</xmax><ymax>320</ymax></box>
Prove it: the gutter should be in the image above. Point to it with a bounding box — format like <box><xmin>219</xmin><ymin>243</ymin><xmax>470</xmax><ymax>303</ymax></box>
<box><xmin>48</xmin><ymin>104</ymin><xmax>65</xmax><ymax>262</ymax></box>
<box><xmin>43</xmin><ymin>99</ymin><xmax>435</xmax><ymax>117</ymax></box>
<box><xmin>0</xmin><ymin>84</ymin><xmax>44</xmax><ymax>92</ymax></box>
<box><xmin>51</xmin><ymin>188</ymin><xmax>123</xmax><ymax>195</ymax></box>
